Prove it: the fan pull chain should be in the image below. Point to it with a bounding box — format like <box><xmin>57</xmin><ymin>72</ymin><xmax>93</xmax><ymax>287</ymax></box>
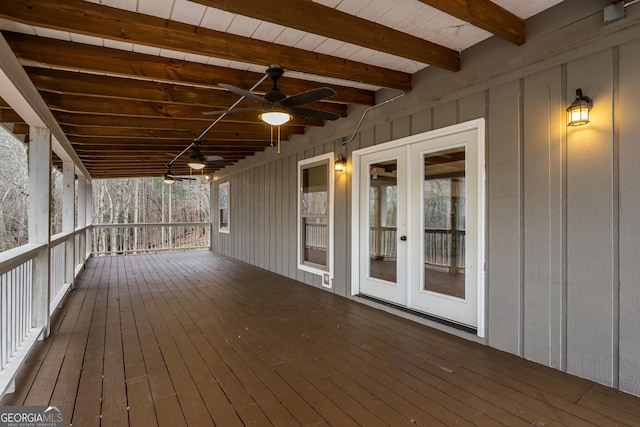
<box><xmin>270</xmin><ymin>125</ymin><xmax>274</xmax><ymax>148</ymax></box>
<box><xmin>268</xmin><ymin>125</ymin><xmax>282</xmax><ymax>154</ymax></box>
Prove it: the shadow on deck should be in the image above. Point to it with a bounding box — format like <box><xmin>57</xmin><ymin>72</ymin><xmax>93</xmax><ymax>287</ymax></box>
<box><xmin>2</xmin><ymin>251</ymin><xmax>639</xmax><ymax>426</ymax></box>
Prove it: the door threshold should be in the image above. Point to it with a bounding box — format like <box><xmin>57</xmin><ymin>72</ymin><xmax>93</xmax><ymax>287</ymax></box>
<box><xmin>355</xmin><ymin>294</ymin><xmax>477</xmax><ymax>335</ymax></box>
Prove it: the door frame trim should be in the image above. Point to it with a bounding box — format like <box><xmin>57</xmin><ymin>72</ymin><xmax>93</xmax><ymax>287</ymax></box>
<box><xmin>350</xmin><ymin>118</ymin><xmax>486</xmax><ymax>337</ymax></box>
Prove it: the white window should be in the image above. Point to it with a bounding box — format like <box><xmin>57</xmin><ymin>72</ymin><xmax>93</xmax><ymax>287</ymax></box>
<box><xmin>298</xmin><ymin>153</ymin><xmax>335</xmax><ymax>286</ymax></box>
<box><xmin>218</xmin><ymin>181</ymin><xmax>229</xmax><ymax>233</ymax></box>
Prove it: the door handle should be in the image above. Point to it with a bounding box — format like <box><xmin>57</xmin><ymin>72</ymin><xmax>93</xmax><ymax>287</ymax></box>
<box><xmin>400</xmin><ymin>235</ymin><xmax>407</xmax><ymax>241</ymax></box>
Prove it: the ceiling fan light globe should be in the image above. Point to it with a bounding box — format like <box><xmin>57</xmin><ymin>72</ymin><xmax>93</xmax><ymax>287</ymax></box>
<box><xmin>189</xmin><ymin>146</ymin><xmax>206</xmax><ymax>170</ymax></box>
<box><xmin>260</xmin><ymin>111</ymin><xmax>292</xmax><ymax>126</ymax></box>
<box><xmin>188</xmin><ymin>161</ymin><xmax>206</xmax><ymax>170</ymax></box>
<box><xmin>163</xmin><ymin>174</ymin><xmax>175</xmax><ymax>184</ymax></box>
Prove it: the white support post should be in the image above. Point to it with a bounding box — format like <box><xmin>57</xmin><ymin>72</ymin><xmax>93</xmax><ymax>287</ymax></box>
<box><xmin>85</xmin><ymin>181</ymin><xmax>93</xmax><ymax>257</ymax></box>
<box><xmin>29</xmin><ymin>127</ymin><xmax>52</xmax><ymax>339</ymax></box>
<box><xmin>62</xmin><ymin>161</ymin><xmax>75</xmax><ymax>287</ymax></box>
<box><xmin>209</xmin><ymin>180</ymin><xmax>215</xmax><ymax>251</ymax></box>
<box><xmin>77</xmin><ymin>177</ymin><xmax>87</xmax><ymax>266</ymax></box>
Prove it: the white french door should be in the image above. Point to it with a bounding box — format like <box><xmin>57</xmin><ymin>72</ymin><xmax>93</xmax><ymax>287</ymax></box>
<box><xmin>358</xmin><ymin>147</ymin><xmax>408</xmax><ymax>305</ymax></box>
<box><xmin>353</xmin><ymin>122</ymin><xmax>485</xmax><ymax>333</ymax></box>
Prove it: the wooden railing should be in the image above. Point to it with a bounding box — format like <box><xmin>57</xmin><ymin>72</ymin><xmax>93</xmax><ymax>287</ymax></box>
<box><xmin>369</xmin><ymin>227</ymin><xmax>465</xmax><ymax>269</ymax></box>
<box><xmin>0</xmin><ymin>226</ymin><xmax>91</xmax><ymax>397</ymax></box>
<box><xmin>0</xmin><ymin>244</ymin><xmax>40</xmax><ymax>394</ymax></box>
<box><xmin>92</xmin><ymin>222</ymin><xmax>211</xmax><ymax>255</ymax></box>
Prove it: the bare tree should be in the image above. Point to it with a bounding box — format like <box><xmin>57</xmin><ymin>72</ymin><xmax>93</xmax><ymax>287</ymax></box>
<box><xmin>0</xmin><ymin>128</ymin><xmax>28</xmax><ymax>251</ymax></box>
<box><xmin>1</xmin><ymin>126</ymin><xmax>210</xmax><ymax>254</ymax></box>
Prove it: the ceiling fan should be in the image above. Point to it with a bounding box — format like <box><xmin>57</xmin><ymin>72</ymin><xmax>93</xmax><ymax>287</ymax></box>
<box><xmin>204</xmin><ymin>65</ymin><xmax>340</xmax><ymax>122</ymax></box>
<box><xmin>163</xmin><ymin>164</ymin><xmax>197</xmax><ymax>184</ymax></box>
<box><xmin>166</xmin><ymin>147</ymin><xmax>235</xmax><ymax>170</ymax></box>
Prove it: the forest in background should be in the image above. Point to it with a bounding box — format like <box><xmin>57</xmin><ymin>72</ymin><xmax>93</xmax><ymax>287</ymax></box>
<box><xmin>0</xmin><ymin>127</ymin><xmax>210</xmax><ymax>253</ymax></box>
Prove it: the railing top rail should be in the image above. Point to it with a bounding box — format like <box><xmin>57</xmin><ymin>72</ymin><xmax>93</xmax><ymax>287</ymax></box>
<box><xmin>52</xmin><ymin>225</ymin><xmax>91</xmax><ymax>247</ymax></box>
<box><xmin>0</xmin><ymin>243</ymin><xmax>46</xmax><ymax>275</ymax></box>
<box><xmin>424</xmin><ymin>228</ymin><xmax>466</xmax><ymax>232</ymax></box>
<box><xmin>50</xmin><ymin>231</ymin><xmax>75</xmax><ymax>247</ymax></box>
<box><xmin>74</xmin><ymin>224</ymin><xmax>93</xmax><ymax>233</ymax></box>
<box><xmin>93</xmin><ymin>222</ymin><xmax>210</xmax><ymax>228</ymax></box>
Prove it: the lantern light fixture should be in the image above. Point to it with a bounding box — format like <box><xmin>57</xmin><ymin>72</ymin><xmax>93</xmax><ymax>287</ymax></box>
<box><xmin>567</xmin><ymin>88</ymin><xmax>593</xmax><ymax>126</ymax></box>
<box><xmin>334</xmin><ymin>153</ymin><xmax>346</xmax><ymax>172</ymax></box>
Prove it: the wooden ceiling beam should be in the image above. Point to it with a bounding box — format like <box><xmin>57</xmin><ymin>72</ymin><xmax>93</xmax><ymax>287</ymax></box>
<box><xmin>39</xmin><ymin>92</ymin><xmax>324</xmax><ymax>127</ymax></box>
<box><xmin>26</xmin><ymin>67</ymin><xmax>259</xmax><ymax>109</ymax></box>
<box><xmin>62</xmin><ymin>131</ymin><xmax>291</xmax><ymax>145</ymax></box>
<box><xmin>0</xmin><ymin>108</ymin><xmax>24</xmax><ymax>123</ymax></box>
<box><xmin>192</xmin><ymin>0</ymin><xmax>460</xmax><ymax>71</ymax></box>
<box><xmin>4</xmin><ymin>32</ymin><xmax>374</xmax><ymax>106</ymax></box>
<box><xmin>60</xmin><ymin>125</ymin><xmax>302</xmax><ymax>139</ymax></box>
<box><xmin>54</xmin><ymin>113</ymin><xmax>306</xmax><ymax>137</ymax></box>
<box><xmin>78</xmin><ymin>152</ymin><xmax>249</xmax><ymax>159</ymax></box>
<box><xmin>70</xmin><ymin>139</ymin><xmax>276</xmax><ymax>149</ymax></box>
<box><xmin>61</xmin><ymin>128</ymin><xmax>296</xmax><ymax>141</ymax></box>
<box><xmin>0</xmin><ymin>0</ymin><xmax>411</xmax><ymax>90</ymax></box>
<box><xmin>78</xmin><ymin>161</ymin><xmax>242</xmax><ymax>168</ymax></box>
<box><xmin>415</xmin><ymin>0</ymin><xmax>525</xmax><ymax>45</ymax></box>
<box><xmin>9</xmin><ymin>123</ymin><xmax>29</xmax><ymax>135</ymax></box>
<box><xmin>26</xmin><ymin>67</ymin><xmax>347</xmax><ymax>116</ymax></box>
<box><xmin>52</xmin><ymin>112</ymin><xmax>248</xmax><ymax>131</ymax></box>
<box><xmin>90</xmin><ymin>171</ymin><xmax>225</xmax><ymax>179</ymax></box>
<box><xmin>84</xmin><ymin>166</ymin><xmax>230</xmax><ymax>174</ymax></box>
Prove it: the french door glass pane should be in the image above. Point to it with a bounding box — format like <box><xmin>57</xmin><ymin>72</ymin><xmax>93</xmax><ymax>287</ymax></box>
<box><xmin>369</xmin><ymin>160</ymin><xmax>397</xmax><ymax>283</ymax></box>
<box><xmin>422</xmin><ymin>147</ymin><xmax>466</xmax><ymax>298</ymax></box>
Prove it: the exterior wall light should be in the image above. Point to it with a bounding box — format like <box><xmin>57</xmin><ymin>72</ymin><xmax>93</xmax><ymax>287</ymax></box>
<box><xmin>334</xmin><ymin>154</ymin><xmax>346</xmax><ymax>172</ymax></box>
<box><xmin>567</xmin><ymin>88</ymin><xmax>593</xmax><ymax>126</ymax></box>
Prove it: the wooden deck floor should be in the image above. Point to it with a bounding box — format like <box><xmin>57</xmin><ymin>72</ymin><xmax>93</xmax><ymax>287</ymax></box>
<box><xmin>3</xmin><ymin>251</ymin><xmax>640</xmax><ymax>426</ymax></box>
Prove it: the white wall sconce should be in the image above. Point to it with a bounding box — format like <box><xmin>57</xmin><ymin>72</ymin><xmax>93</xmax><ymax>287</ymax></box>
<box><xmin>334</xmin><ymin>154</ymin><xmax>346</xmax><ymax>172</ymax></box>
<box><xmin>567</xmin><ymin>88</ymin><xmax>593</xmax><ymax>126</ymax></box>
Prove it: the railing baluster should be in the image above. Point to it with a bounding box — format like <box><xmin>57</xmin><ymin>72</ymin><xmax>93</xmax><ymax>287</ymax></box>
<box><xmin>1</xmin><ymin>274</ymin><xmax>6</xmax><ymax>369</ymax></box>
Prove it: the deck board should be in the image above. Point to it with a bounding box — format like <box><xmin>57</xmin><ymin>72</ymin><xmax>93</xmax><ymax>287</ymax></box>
<box><xmin>3</xmin><ymin>251</ymin><xmax>640</xmax><ymax>426</ymax></box>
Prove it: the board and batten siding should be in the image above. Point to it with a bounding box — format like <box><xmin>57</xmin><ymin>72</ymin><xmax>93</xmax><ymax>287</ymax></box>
<box><xmin>211</xmin><ymin>0</ymin><xmax>640</xmax><ymax>397</ymax></box>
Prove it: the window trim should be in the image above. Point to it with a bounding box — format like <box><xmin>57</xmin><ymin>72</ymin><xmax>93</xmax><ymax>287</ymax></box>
<box><xmin>218</xmin><ymin>181</ymin><xmax>230</xmax><ymax>233</ymax></box>
<box><xmin>297</xmin><ymin>153</ymin><xmax>335</xmax><ymax>287</ymax></box>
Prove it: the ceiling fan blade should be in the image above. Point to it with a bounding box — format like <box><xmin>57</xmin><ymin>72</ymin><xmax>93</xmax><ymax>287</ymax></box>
<box><xmin>207</xmin><ymin>160</ymin><xmax>235</xmax><ymax>166</ymax></box>
<box><xmin>219</xmin><ymin>83</ymin><xmax>272</xmax><ymax>105</ymax></box>
<box><xmin>289</xmin><ymin>106</ymin><xmax>340</xmax><ymax>121</ymax></box>
<box><xmin>203</xmin><ymin>155</ymin><xmax>223</xmax><ymax>162</ymax></box>
<box><xmin>203</xmin><ymin>107</ymin><xmax>262</xmax><ymax>116</ymax></box>
<box><xmin>280</xmin><ymin>87</ymin><xmax>336</xmax><ymax>107</ymax></box>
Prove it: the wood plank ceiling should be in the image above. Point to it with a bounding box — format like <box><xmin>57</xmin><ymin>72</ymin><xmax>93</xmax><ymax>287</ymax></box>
<box><xmin>0</xmin><ymin>0</ymin><xmax>562</xmax><ymax>179</ymax></box>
